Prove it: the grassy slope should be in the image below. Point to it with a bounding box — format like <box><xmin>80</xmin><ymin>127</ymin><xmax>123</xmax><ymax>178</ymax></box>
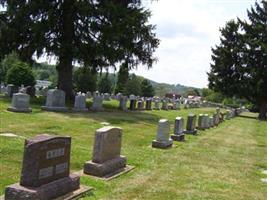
<box><xmin>0</xmin><ymin>97</ymin><xmax>266</xmax><ymax>200</ymax></box>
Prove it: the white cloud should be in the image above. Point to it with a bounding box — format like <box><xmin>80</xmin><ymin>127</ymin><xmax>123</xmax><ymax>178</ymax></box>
<box><xmin>133</xmin><ymin>0</ymin><xmax>255</xmax><ymax>88</ymax></box>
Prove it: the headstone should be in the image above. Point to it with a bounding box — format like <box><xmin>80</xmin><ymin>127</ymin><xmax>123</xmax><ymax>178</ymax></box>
<box><xmin>6</xmin><ymin>84</ymin><xmax>19</xmax><ymax>97</ymax></box>
<box><xmin>173</xmin><ymin>99</ymin><xmax>181</xmax><ymax>110</ymax></box>
<box><xmin>119</xmin><ymin>96</ymin><xmax>128</xmax><ymax>111</ymax></box>
<box><xmin>7</xmin><ymin>93</ymin><xmax>32</xmax><ymax>113</ymax></box>
<box><xmin>152</xmin><ymin>119</ymin><xmax>173</xmax><ymax>149</ymax></box>
<box><xmin>203</xmin><ymin>114</ymin><xmax>210</xmax><ymax>129</ymax></box>
<box><xmin>209</xmin><ymin>116</ymin><xmax>214</xmax><ymax>128</ymax></box>
<box><xmin>225</xmin><ymin>110</ymin><xmax>231</xmax><ymax>120</ymax></box>
<box><xmin>184</xmin><ymin>114</ymin><xmax>197</xmax><ymax>135</ymax></box>
<box><xmin>145</xmin><ymin>98</ymin><xmax>152</xmax><ymax>110</ymax></box>
<box><xmin>41</xmin><ymin>89</ymin><xmax>68</xmax><ymax>112</ymax></box>
<box><xmin>171</xmin><ymin>117</ymin><xmax>185</xmax><ymax>141</ymax></box>
<box><xmin>154</xmin><ymin>99</ymin><xmax>160</xmax><ymax>110</ymax></box>
<box><xmin>73</xmin><ymin>93</ymin><xmax>88</xmax><ymax>112</ymax></box>
<box><xmin>137</xmin><ymin>100</ymin><xmax>144</xmax><ymax>110</ymax></box>
<box><xmin>86</xmin><ymin>91</ymin><xmax>92</xmax><ymax>99</ymax></box>
<box><xmin>103</xmin><ymin>93</ymin><xmax>110</xmax><ymax>101</ymax></box>
<box><xmin>92</xmin><ymin>94</ymin><xmax>104</xmax><ymax>111</ymax></box>
<box><xmin>213</xmin><ymin>113</ymin><xmax>218</xmax><ymax>126</ymax></box>
<box><xmin>25</xmin><ymin>86</ymin><xmax>36</xmax><ymax>97</ymax></box>
<box><xmin>4</xmin><ymin>134</ymin><xmax>80</xmax><ymax>200</ymax></box>
<box><xmin>84</xmin><ymin>127</ymin><xmax>127</xmax><ymax>177</ymax></box>
<box><xmin>197</xmin><ymin>114</ymin><xmax>205</xmax><ymax>130</ymax></box>
<box><xmin>161</xmin><ymin>99</ymin><xmax>168</xmax><ymax>110</ymax></box>
<box><xmin>129</xmin><ymin>95</ymin><xmax>137</xmax><ymax>111</ymax></box>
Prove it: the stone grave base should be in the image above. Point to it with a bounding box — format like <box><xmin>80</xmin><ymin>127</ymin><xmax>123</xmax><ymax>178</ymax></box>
<box><xmin>170</xmin><ymin>134</ymin><xmax>185</xmax><ymax>141</ymax></box>
<box><xmin>3</xmin><ymin>174</ymin><xmax>83</xmax><ymax>200</ymax></box>
<box><xmin>41</xmin><ymin>106</ymin><xmax>68</xmax><ymax>112</ymax></box>
<box><xmin>152</xmin><ymin>139</ymin><xmax>173</xmax><ymax>149</ymax></box>
<box><xmin>197</xmin><ymin>127</ymin><xmax>206</xmax><ymax>130</ymax></box>
<box><xmin>72</xmin><ymin>108</ymin><xmax>88</xmax><ymax>112</ymax></box>
<box><xmin>7</xmin><ymin>107</ymin><xmax>32</xmax><ymax>113</ymax></box>
<box><xmin>84</xmin><ymin>156</ymin><xmax>127</xmax><ymax>178</ymax></box>
<box><xmin>184</xmin><ymin>129</ymin><xmax>197</xmax><ymax>135</ymax></box>
<box><xmin>79</xmin><ymin>165</ymin><xmax>134</xmax><ymax>181</ymax></box>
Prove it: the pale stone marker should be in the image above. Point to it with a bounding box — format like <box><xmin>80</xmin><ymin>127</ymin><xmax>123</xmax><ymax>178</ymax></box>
<box><xmin>154</xmin><ymin>99</ymin><xmax>160</xmax><ymax>110</ymax></box>
<box><xmin>41</xmin><ymin>89</ymin><xmax>68</xmax><ymax>112</ymax></box>
<box><xmin>197</xmin><ymin>114</ymin><xmax>205</xmax><ymax>130</ymax></box>
<box><xmin>119</xmin><ymin>96</ymin><xmax>128</xmax><ymax>111</ymax></box>
<box><xmin>84</xmin><ymin>127</ymin><xmax>127</xmax><ymax>177</ymax></box>
<box><xmin>171</xmin><ymin>117</ymin><xmax>185</xmax><ymax>141</ymax></box>
<box><xmin>152</xmin><ymin>119</ymin><xmax>173</xmax><ymax>148</ymax></box>
<box><xmin>4</xmin><ymin>134</ymin><xmax>81</xmax><ymax>200</ymax></box>
<box><xmin>184</xmin><ymin>114</ymin><xmax>197</xmax><ymax>135</ymax></box>
<box><xmin>73</xmin><ymin>93</ymin><xmax>88</xmax><ymax>112</ymax></box>
<box><xmin>92</xmin><ymin>93</ymin><xmax>104</xmax><ymax>111</ymax></box>
<box><xmin>7</xmin><ymin>93</ymin><xmax>32</xmax><ymax>113</ymax></box>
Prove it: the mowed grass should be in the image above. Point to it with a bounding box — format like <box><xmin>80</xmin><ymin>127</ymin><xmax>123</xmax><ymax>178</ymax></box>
<box><xmin>0</xmin><ymin>96</ymin><xmax>267</xmax><ymax>200</ymax></box>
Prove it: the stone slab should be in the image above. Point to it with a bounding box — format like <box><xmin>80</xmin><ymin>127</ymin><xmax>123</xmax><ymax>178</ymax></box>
<box><xmin>7</xmin><ymin>107</ymin><xmax>32</xmax><ymax>113</ymax></box>
<box><xmin>170</xmin><ymin>134</ymin><xmax>185</xmax><ymax>142</ymax></box>
<box><xmin>152</xmin><ymin>139</ymin><xmax>173</xmax><ymax>149</ymax></box>
<box><xmin>41</xmin><ymin>106</ymin><xmax>68</xmax><ymax>112</ymax></box>
<box><xmin>84</xmin><ymin>156</ymin><xmax>126</xmax><ymax>177</ymax></box>
<box><xmin>79</xmin><ymin>165</ymin><xmax>134</xmax><ymax>181</ymax></box>
<box><xmin>184</xmin><ymin>129</ymin><xmax>197</xmax><ymax>135</ymax></box>
<box><xmin>3</xmin><ymin>174</ymin><xmax>80</xmax><ymax>200</ymax></box>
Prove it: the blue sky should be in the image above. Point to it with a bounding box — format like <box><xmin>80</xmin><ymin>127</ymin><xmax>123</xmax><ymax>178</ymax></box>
<box><xmin>133</xmin><ymin>0</ymin><xmax>257</xmax><ymax>88</ymax></box>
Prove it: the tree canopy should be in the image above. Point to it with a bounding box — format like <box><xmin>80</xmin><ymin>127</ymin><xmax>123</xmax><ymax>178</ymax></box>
<box><xmin>0</xmin><ymin>0</ymin><xmax>159</xmax><ymax>98</ymax></box>
<box><xmin>208</xmin><ymin>1</ymin><xmax>267</xmax><ymax>120</ymax></box>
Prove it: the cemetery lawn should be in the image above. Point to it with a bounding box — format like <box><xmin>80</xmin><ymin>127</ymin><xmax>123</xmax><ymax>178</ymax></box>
<box><xmin>0</xmin><ymin>96</ymin><xmax>267</xmax><ymax>200</ymax></box>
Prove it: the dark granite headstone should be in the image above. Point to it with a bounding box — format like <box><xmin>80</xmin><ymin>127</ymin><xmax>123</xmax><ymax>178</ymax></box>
<box><xmin>129</xmin><ymin>99</ymin><xmax>137</xmax><ymax>110</ymax></box>
<box><xmin>4</xmin><ymin>134</ymin><xmax>80</xmax><ymax>200</ymax></box>
<box><xmin>184</xmin><ymin>114</ymin><xmax>197</xmax><ymax>135</ymax></box>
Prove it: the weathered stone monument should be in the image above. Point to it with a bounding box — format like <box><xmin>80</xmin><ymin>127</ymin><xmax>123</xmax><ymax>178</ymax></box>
<box><xmin>161</xmin><ymin>99</ymin><xmax>168</xmax><ymax>110</ymax></box>
<box><xmin>145</xmin><ymin>98</ymin><xmax>152</xmax><ymax>110</ymax></box>
<box><xmin>92</xmin><ymin>93</ymin><xmax>104</xmax><ymax>111</ymax></box>
<box><xmin>137</xmin><ymin>100</ymin><xmax>144</xmax><ymax>110</ymax></box>
<box><xmin>129</xmin><ymin>95</ymin><xmax>137</xmax><ymax>110</ymax></box>
<box><xmin>84</xmin><ymin>127</ymin><xmax>127</xmax><ymax>177</ymax></box>
<box><xmin>41</xmin><ymin>89</ymin><xmax>68</xmax><ymax>112</ymax></box>
<box><xmin>173</xmin><ymin>99</ymin><xmax>181</xmax><ymax>110</ymax></box>
<box><xmin>197</xmin><ymin>114</ymin><xmax>205</xmax><ymax>130</ymax></box>
<box><xmin>153</xmin><ymin>99</ymin><xmax>160</xmax><ymax>110</ymax></box>
<box><xmin>7</xmin><ymin>93</ymin><xmax>32</xmax><ymax>113</ymax></box>
<box><xmin>119</xmin><ymin>96</ymin><xmax>128</xmax><ymax>111</ymax></box>
<box><xmin>4</xmin><ymin>134</ymin><xmax>82</xmax><ymax>200</ymax></box>
<box><xmin>171</xmin><ymin>117</ymin><xmax>185</xmax><ymax>141</ymax></box>
<box><xmin>103</xmin><ymin>93</ymin><xmax>110</xmax><ymax>101</ymax></box>
<box><xmin>152</xmin><ymin>119</ymin><xmax>173</xmax><ymax>148</ymax></box>
<box><xmin>203</xmin><ymin>114</ymin><xmax>210</xmax><ymax>129</ymax></box>
<box><xmin>73</xmin><ymin>93</ymin><xmax>88</xmax><ymax>112</ymax></box>
<box><xmin>184</xmin><ymin>114</ymin><xmax>197</xmax><ymax>135</ymax></box>
<box><xmin>6</xmin><ymin>84</ymin><xmax>18</xmax><ymax>97</ymax></box>
<box><xmin>209</xmin><ymin>116</ymin><xmax>214</xmax><ymax>128</ymax></box>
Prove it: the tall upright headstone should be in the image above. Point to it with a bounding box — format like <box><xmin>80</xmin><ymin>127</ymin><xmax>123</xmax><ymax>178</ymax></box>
<box><xmin>41</xmin><ymin>89</ymin><xmax>68</xmax><ymax>112</ymax></box>
<box><xmin>184</xmin><ymin>114</ymin><xmax>197</xmax><ymax>135</ymax></box>
<box><xmin>161</xmin><ymin>99</ymin><xmax>168</xmax><ymax>110</ymax></box>
<box><xmin>145</xmin><ymin>98</ymin><xmax>152</xmax><ymax>110</ymax></box>
<box><xmin>7</xmin><ymin>93</ymin><xmax>32</xmax><ymax>113</ymax></box>
<box><xmin>6</xmin><ymin>84</ymin><xmax>19</xmax><ymax>97</ymax></box>
<box><xmin>171</xmin><ymin>117</ymin><xmax>185</xmax><ymax>141</ymax></box>
<box><xmin>197</xmin><ymin>114</ymin><xmax>205</xmax><ymax>130</ymax></box>
<box><xmin>73</xmin><ymin>93</ymin><xmax>88</xmax><ymax>112</ymax></box>
<box><xmin>4</xmin><ymin>134</ymin><xmax>80</xmax><ymax>200</ymax></box>
<box><xmin>119</xmin><ymin>96</ymin><xmax>128</xmax><ymax>111</ymax></box>
<box><xmin>129</xmin><ymin>95</ymin><xmax>137</xmax><ymax>111</ymax></box>
<box><xmin>209</xmin><ymin>116</ymin><xmax>214</xmax><ymax>128</ymax></box>
<box><xmin>137</xmin><ymin>100</ymin><xmax>144</xmax><ymax>110</ymax></box>
<box><xmin>152</xmin><ymin>119</ymin><xmax>173</xmax><ymax>148</ymax></box>
<box><xmin>92</xmin><ymin>93</ymin><xmax>104</xmax><ymax>111</ymax></box>
<box><xmin>84</xmin><ymin>127</ymin><xmax>127</xmax><ymax>177</ymax></box>
<box><xmin>154</xmin><ymin>99</ymin><xmax>160</xmax><ymax>110</ymax></box>
<box><xmin>203</xmin><ymin>114</ymin><xmax>210</xmax><ymax>129</ymax></box>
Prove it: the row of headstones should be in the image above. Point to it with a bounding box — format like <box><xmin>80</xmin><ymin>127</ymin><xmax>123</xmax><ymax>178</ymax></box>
<box><xmin>152</xmin><ymin>108</ymin><xmax>237</xmax><ymax>148</ymax></box>
<box><xmin>7</xmin><ymin>89</ymin><xmax>183</xmax><ymax>113</ymax></box>
<box><xmin>3</xmin><ymin>126</ymin><xmax>126</xmax><ymax>200</ymax></box>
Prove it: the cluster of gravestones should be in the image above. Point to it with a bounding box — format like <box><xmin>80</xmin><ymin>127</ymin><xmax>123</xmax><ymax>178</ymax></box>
<box><xmin>3</xmin><ymin>126</ymin><xmax>128</xmax><ymax>200</ymax></box>
<box><xmin>152</xmin><ymin>108</ymin><xmax>238</xmax><ymax>149</ymax></box>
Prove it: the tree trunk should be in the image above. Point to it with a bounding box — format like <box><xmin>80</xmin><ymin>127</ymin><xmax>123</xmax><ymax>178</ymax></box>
<box><xmin>258</xmin><ymin>101</ymin><xmax>267</xmax><ymax>120</ymax></box>
<box><xmin>57</xmin><ymin>0</ymin><xmax>75</xmax><ymax>100</ymax></box>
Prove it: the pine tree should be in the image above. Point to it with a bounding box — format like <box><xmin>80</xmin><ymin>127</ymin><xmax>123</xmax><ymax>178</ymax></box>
<box><xmin>141</xmin><ymin>79</ymin><xmax>155</xmax><ymax>97</ymax></box>
<box><xmin>208</xmin><ymin>1</ymin><xmax>267</xmax><ymax>120</ymax></box>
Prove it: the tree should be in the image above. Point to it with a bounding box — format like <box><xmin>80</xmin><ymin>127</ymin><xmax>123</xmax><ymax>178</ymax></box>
<box><xmin>141</xmin><ymin>79</ymin><xmax>155</xmax><ymax>97</ymax></box>
<box><xmin>124</xmin><ymin>74</ymin><xmax>141</xmax><ymax>96</ymax></box>
<box><xmin>6</xmin><ymin>61</ymin><xmax>35</xmax><ymax>87</ymax></box>
<box><xmin>73</xmin><ymin>68</ymin><xmax>97</xmax><ymax>93</ymax></box>
<box><xmin>208</xmin><ymin>1</ymin><xmax>267</xmax><ymax>120</ymax></box>
<box><xmin>98</xmin><ymin>75</ymin><xmax>112</xmax><ymax>94</ymax></box>
<box><xmin>0</xmin><ymin>1</ymin><xmax>159</xmax><ymax>99</ymax></box>
<box><xmin>115</xmin><ymin>63</ymin><xmax>129</xmax><ymax>94</ymax></box>
<box><xmin>0</xmin><ymin>52</ymin><xmax>20</xmax><ymax>83</ymax></box>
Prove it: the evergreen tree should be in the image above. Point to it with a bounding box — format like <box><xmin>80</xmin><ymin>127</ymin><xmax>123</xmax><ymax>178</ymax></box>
<box><xmin>141</xmin><ymin>79</ymin><xmax>155</xmax><ymax>97</ymax></box>
<box><xmin>124</xmin><ymin>74</ymin><xmax>141</xmax><ymax>96</ymax></box>
<box><xmin>208</xmin><ymin>1</ymin><xmax>267</xmax><ymax>120</ymax></box>
<box><xmin>98</xmin><ymin>75</ymin><xmax>112</xmax><ymax>94</ymax></box>
<box><xmin>115</xmin><ymin>63</ymin><xmax>129</xmax><ymax>94</ymax></box>
<box><xmin>0</xmin><ymin>52</ymin><xmax>20</xmax><ymax>83</ymax></box>
<box><xmin>0</xmin><ymin>1</ymin><xmax>159</xmax><ymax>99</ymax></box>
<box><xmin>73</xmin><ymin>68</ymin><xmax>97</xmax><ymax>93</ymax></box>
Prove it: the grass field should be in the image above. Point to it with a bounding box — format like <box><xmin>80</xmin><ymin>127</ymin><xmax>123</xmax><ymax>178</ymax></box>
<box><xmin>0</xmin><ymin>96</ymin><xmax>267</xmax><ymax>200</ymax></box>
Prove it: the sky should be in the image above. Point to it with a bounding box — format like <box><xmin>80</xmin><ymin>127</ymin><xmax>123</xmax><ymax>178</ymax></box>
<box><xmin>132</xmin><ymin>0</ymin><xmax>257</xmax><ymax>88</ymax></box>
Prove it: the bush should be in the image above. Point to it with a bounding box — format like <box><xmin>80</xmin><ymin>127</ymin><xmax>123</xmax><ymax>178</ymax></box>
<box><xmin>73</xmin><ymin>67</ymin><xmax>97</xmax><ymax>93</ymax></box>
<box><xmin>6</xmin><ymin>61</ymin><xmax>36</xmax><ymax>87</ymax></box>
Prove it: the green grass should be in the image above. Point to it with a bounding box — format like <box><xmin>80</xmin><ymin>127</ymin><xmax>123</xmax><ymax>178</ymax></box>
<box><xmin>0</xmin><ymin>96</ymin><xmax>267</xmax><ymax>200</ymax></box>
